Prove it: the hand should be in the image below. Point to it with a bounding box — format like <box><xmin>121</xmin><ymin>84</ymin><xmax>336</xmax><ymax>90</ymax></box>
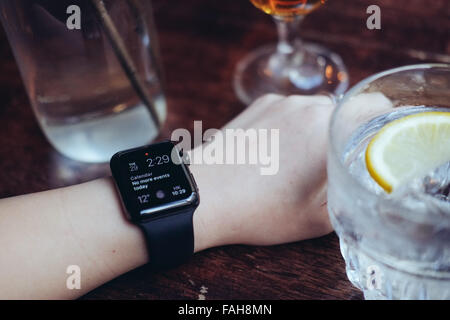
<box><xmin>192</xmin><ymin>94</ymin><xmax>335</xmax><ymax>251</ymax></box>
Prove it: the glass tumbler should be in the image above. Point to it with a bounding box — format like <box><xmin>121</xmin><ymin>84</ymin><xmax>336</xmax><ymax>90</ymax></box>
<box><xmin>0</xmin><ymin>0</ymin><xmax>166</xmax><ymax>163</ymax></box>
<box><xmin>328</xmin><ymin>64</ymin><xmax>450</xmax><ymax>299</ymax></box>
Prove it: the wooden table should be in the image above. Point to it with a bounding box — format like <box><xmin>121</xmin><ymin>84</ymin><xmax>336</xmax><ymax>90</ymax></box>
<box><xmin>0</xmin><ymin>0</ymin><xmax>448</xmax><ymax>300</ymax></box>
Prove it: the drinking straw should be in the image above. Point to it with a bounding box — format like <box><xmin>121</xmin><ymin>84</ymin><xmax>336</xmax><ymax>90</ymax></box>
<box><xmin>90</xmin><ymin>0</ymin><xmax>162</xmax><ymax>129</ymax></box>
<box><xmin>126</xmin><ymin>0</ymin><xmax>164</xmax><ymax>89</ymax></box>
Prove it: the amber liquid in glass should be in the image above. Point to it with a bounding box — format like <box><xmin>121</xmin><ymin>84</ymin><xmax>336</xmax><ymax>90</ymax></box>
<box><xmin>250</xmin><ymin>0</ymin><xmax>325</xmax><ymax>17</ymax></box>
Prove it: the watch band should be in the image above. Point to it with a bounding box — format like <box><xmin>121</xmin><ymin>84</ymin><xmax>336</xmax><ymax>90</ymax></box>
<box><xmin>140</xmin><ymin>207</ymin><xmax>195</xmax><ymax>271</ymax></box>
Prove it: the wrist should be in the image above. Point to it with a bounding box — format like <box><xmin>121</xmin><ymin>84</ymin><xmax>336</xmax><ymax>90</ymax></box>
<box><xmin>190</xmin><ymin>162</ymin><xmax>232</xmax><ymax>253</ymax></box>
<box><xmin>84</xmin><ymin>162</ymin><xmax>227</xmax><ymax>266</ymax></box>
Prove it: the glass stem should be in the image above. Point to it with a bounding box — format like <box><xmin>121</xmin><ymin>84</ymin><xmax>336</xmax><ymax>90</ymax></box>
<box><xmin>274</xmin><ymin>16</ymin><xmax>304</xmax><ymax>55</ymax></box>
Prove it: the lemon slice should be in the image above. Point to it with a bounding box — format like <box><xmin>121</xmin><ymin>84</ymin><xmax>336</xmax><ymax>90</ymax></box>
<box><xmin>366</xmin><ymin>111</ymin><xmax>450</xmax><ymax>193</ymax></box>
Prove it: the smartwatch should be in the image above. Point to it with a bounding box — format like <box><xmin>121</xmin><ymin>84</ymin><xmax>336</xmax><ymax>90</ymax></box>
<box><xmin>110</xmin><ymin>141</ymin><xmax>199</xmax><ymax>271</ymax></box>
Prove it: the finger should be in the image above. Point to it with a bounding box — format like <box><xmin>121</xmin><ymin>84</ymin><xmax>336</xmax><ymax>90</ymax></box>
<box><xmin>335</xmin><ymin>92</ymin><xmax>394</xmax><ymax>141</ymax></box>
<box><xmin>248</xmin><ymin>95</ymin><xmax>334</xmax><ymax>130</ymax></box>
<box><xmin>224</xmin><ymin>94</ymin><xmax>285</xmax><ymax>129</ymax></box>
<box><xmin>278</xmin><ymin>95</ymin><xmax>334</xmax><ymax>109</ymax></box>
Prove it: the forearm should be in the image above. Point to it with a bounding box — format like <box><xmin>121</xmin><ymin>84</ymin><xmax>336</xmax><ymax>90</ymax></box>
<box><xmin>0</xmin><ymin>168</ymin><xmax>222</xmax><ymax>299</ymax></box>
<box><xmin>0</xmin><ymin>178</ymin><xmax>143</xmax><ymax>299</ymax></box>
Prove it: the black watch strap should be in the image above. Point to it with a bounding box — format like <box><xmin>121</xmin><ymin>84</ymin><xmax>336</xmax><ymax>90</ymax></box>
<box><xmin>140</xmin><ymin>207</ymin><xmax>195</xmax><ymax>271</ymax></box>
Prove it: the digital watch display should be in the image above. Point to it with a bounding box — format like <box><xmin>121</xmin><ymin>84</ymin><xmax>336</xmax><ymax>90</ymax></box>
<box><xmin>111</xmin><ymin>141</ymin><xmax>198</xmax><ymax>222</ymax></box>
<box><xmin>110</xmin><ymin>141</ymin><xmax>199</xmax><ymax>271</ymax></box>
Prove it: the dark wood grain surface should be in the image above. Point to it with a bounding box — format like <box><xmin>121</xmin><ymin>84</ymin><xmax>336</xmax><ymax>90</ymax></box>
<box><xmin>0</xmin><ymin>0</ymin><xmax>448</xmax><ymax>300</ymax></box>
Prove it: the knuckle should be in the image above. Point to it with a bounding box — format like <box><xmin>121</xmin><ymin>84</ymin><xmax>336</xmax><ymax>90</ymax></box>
<box><xmin>253</xmin><ymin>93</ymin><xmax>284</xmax><ymax>105</ymax></box>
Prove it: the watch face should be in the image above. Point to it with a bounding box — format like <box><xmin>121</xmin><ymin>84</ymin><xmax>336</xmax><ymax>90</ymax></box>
<box><xmin>110</xmin><ymin>141</ymin><xmax>197</xmax><ymax>222</ymax></box>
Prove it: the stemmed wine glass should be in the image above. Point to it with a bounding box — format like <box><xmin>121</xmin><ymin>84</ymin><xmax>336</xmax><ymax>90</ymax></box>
<box><xmin>234</xmin><ymin>0</ymin><xmax>348</xmax><ymax>105</ymax></box>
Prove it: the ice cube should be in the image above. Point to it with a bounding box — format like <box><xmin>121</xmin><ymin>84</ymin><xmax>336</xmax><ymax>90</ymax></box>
<box><xmin>386</xmin><ymin>162</ymin><xmax>450</xmax><ymax>226</ymax></box>
<box><xmin>423</xmin><ymin>162</ymin><xmax>450</xmax><ymax>202</ymax></box>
